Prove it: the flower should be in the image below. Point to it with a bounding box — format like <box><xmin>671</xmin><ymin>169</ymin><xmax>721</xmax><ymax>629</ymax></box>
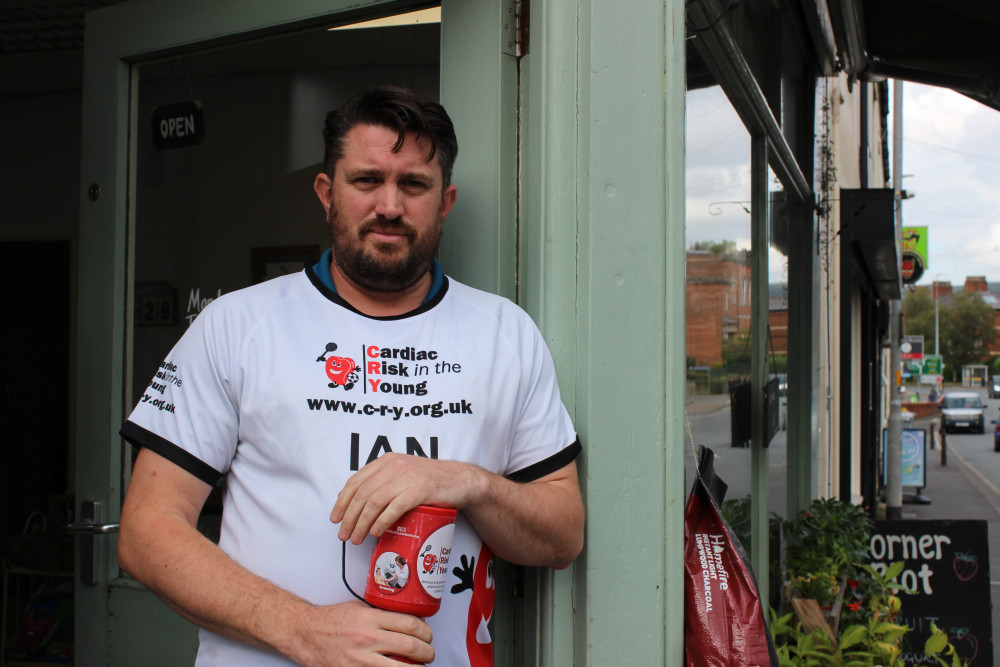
<box><xmin>848</xmin><ymin>579</ymin><xmax>858</xmax><ymax>590</ymax></box>
<box><xmin>847</xmin><ymin>600</ymin><xmax>862</xmax><ymax>612</ymax></box>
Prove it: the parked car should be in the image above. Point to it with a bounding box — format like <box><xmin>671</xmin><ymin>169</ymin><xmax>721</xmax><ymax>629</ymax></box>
<box><xmin>940</xmin><ymin>391</ymin><xmax>985</xmax><ymax>434</ymax></box>
<box><xmin>989</xmin><ymin>375</ymin><xmax>1000</xmax><ymax>399</ymax></box>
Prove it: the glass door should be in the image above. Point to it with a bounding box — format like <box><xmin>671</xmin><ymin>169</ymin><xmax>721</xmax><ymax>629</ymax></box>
<box><xmin>77</xmin><ymin>3</ymin><xmax>447</xmax><ymax>664</ymax></box>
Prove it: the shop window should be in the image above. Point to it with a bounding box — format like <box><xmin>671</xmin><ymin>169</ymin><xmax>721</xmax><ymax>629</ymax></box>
<box><xmin>683</xmin><ymin>82</ymin><xmax>753</xmax><ymax>530</ymax></box>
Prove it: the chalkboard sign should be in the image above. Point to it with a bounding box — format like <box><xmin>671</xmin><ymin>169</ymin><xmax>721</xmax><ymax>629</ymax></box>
<box><xmin>873</xmin><ymin>520</ymin><xmax>992</xmax><ymax>665</ymax></box>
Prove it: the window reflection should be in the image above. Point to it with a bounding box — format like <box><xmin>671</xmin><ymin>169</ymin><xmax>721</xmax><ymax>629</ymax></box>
<box><xmin>767</xmin><ymin>168</ymin><xmax>789</xmax><ymax>519</ymax></box>
<box><xmin>684</xmin><ymin>84</ymin><xmax>753</xmax><ymax>526</ymax></box>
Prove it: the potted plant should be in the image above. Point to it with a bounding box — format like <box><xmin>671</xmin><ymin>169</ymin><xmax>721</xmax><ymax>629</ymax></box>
<box><xmin>783</xmin><ymin>498</ymin><xmax>873</xmax><ymax>625</ymax></box>
<box><xmin>771</xmin><ymin>562</ymin><xmax>969</xmax><ymax>666</ymax></box>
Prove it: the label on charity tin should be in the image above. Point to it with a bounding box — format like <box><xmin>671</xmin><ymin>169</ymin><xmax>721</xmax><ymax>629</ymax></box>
<box><xmin>364</xmin><ymin>505</ymin><xmax>457</xmax><ymax>617</ymax></box>
<box><xmin>416</xmin><ymin>524</ymin><xmax>455</xmax><ymax>599</ymax></box>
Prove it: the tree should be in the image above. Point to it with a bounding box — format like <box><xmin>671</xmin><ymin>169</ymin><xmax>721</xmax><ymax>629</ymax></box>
<box><xmin>944</xmin><ymin>291</ymin><xmax>997</xmax><ymax>375</ymax></box>
<box><xmin>721</xmin><ymin>332</ymin><xmax>751</xmax><ymax>373</ymax></box>
<box><xmin>691</xmin><ymin>239</ymin><xmax>738</xmax><ymax>255</ymax></box>
<box><xmin>902</xmin><ymin>288</ymin><xmax>998</xmax><ymax>380</ymax></box>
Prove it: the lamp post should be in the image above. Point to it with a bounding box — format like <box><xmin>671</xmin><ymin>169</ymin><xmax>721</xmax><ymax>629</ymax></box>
<box><xmin>934</xmin><ymin>274</ymin><xmax>944</xmax><ymax>356</ymax></box>
<box><xmin>935</xmin><ymin>285</ymin><xmax>939</xmax><ymax>355</ymax></box>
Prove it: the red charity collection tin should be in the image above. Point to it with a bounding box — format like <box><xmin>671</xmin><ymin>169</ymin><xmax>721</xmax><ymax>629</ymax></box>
<box><xmin>364</xmin><ymin>505</ymin><xmax>457</xmax><ymax>618</ymax></box>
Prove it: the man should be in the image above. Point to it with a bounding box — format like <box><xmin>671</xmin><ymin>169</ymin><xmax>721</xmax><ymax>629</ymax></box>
<box><xmin>118</xmin><ymin>86</ymin><xmax>584</xmax><ymax>667</ymax></box>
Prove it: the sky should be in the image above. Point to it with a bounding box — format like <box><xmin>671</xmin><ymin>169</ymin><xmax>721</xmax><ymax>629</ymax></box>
<box><xmin>684</xmin><ymin>81</ymin><xmax>1000</xmax><ymax>288</ymax></box>
<box><xmin>900</xmin><ymin>82</ymin><xmax>1000</xmax><ymax>288</ymax></box>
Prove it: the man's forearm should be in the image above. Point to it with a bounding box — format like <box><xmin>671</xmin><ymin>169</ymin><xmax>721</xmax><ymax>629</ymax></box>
<box><xmin>120</xmin><ymin>448</ymin><xmax>435</xmax><ymax>667</ymax></box>
<box><xmin>331</xmin><ymin>455</ymin><xmax>584</xmax><ymax>570</ymax></box>
<box><xmin>462</xmin><ymin>462</ymin><xmax>584</xmax><ymax>569</ymax></box>
<box><xmin>118</xmin><ymin>501</ymin><xmax>311</xmax><ymax>660</ymax></box>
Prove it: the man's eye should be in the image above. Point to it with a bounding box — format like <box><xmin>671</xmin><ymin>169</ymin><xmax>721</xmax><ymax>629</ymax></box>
<box><xmin>403</xmin><ymin>180</ymin><xmax>430</xmax><ymax>190</ymax></box>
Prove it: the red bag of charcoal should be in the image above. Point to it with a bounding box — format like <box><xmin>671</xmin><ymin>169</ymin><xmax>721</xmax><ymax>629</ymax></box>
<box><xmin>684</xmin><ymin>445</ymin><xmax>779</xmax><ymax>666</ymax></box>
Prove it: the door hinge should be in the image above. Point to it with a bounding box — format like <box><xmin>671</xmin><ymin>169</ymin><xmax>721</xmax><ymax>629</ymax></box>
<box><xmin>503</xmin><ymin>0</ymin><xmax>529</xmax><ymax>57</ymax></box>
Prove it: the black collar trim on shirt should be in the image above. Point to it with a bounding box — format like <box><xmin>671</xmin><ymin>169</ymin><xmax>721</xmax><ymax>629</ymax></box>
<box><xmin>305</xmin><ymin>268</ymin><xmax>450</xmax><ymax>321</ymax></box>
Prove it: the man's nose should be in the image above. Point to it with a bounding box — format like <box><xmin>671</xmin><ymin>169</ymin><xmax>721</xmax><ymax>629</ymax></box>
<box><xmin>374</xmin><ymin>184</ymin><xmax>405</xmax><ymax>219</ymax></box>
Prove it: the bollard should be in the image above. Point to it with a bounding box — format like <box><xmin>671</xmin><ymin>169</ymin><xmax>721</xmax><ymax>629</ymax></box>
<box><xmin>940</xmin><ymin>426</ymin><xmax>947</xmax><ymax>466</ymax></box>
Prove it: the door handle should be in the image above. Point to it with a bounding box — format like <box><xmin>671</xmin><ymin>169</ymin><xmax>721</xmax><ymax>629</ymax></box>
<box><xmin>65</xmin><ymin>521</ymin><xmax>120</xmax><ymax>534</ymax></box>
<box><xmin>66</xmin><ymin>500</ymin><xmax>118</xmax><ymax>585</ymax></box>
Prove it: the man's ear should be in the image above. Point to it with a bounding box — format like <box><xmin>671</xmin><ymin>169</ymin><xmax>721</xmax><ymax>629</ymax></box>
<box><xmin>440</xmin><ymin>184</ymin><xmax>458</xmax><ymax>218</ymax></box>
<box><xmin>313</xmin><ymin>173</ymin><xmax>333</xmax><ymax>213</ymax></box>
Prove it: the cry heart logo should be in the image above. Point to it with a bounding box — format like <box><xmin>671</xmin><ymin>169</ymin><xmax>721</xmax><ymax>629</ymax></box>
<box><xmin>713</xmin><ymin>545</ymin><xmax>725</xmax><ymax>554</ymax></box>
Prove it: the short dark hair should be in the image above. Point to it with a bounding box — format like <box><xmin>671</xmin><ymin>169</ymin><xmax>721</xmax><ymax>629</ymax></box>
<box><xmin>322</xmin><ymin>86</ymin><xmax>458</xmax><ymax>188</ymax></box>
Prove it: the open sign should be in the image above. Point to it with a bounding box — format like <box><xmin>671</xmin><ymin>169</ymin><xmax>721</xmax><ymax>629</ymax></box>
<box><xmin>151</xmin><ymin>100</ymin><xmax>205</xmax><ymax>150</ymax></box>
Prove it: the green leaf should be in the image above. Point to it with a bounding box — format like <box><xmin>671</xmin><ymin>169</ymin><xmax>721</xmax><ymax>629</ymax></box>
<box><xmin>883</xmin><ymin>561</ymin><xmax>906</xmax><ymax>581</ymax></box>
<box><xmin>838</xmin><ymin>625</ymin><xmax>867</xmax><ymax>649</ymax></box>
<box><xmin>880</xmin><ymin>627</ymin><xmax>908</xmax><ymax>644</ymax></box>
<box><xmin>874</xmin><ymin>641</ymin><xmax>901</xmax><ymax>659</ymax></box>
<box><xmin>924</xmin><ymin>631</ymin><xmax>949</xmax><ymax>655</ymax></box>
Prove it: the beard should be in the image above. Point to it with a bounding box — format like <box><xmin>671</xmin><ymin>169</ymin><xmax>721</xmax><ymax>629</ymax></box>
<box><xmin>326</xmin><ymin>205</ymin><xmax>443</xmax><ymax>293</ymax></box>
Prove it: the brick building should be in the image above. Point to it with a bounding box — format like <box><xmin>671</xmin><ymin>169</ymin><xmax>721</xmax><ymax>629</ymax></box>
<box><xmin>685</xmin><ymin>250</ymin><xmax>751</xmax><ymax>365</ymax></box>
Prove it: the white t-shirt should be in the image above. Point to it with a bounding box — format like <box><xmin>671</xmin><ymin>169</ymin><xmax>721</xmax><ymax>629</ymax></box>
<box><xmin>121</xmin><ymin>268</ymin><xmax>579</xmax><ymax>667</ymax></box>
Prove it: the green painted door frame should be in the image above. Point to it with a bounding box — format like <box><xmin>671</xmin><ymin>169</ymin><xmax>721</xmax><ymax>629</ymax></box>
<box><xmin>517</xmin><ymin>1</ymin><xmax>688</xmax><ymax>663</ymax></box>
<box><xmin>749</xmin><ymin>135</ymin><xmax>771</xmax><ymax>591</ymax></box>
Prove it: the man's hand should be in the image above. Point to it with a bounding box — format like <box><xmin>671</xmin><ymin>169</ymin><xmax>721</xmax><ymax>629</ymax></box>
<box><xmin>329</xmin><ymin>453</ymin><xmax>584</xmax><ymax>569</ymax></box>
<box><xmin>330</xmin><ymin>453</ymin><xmax>480</xmax><ymax>545</ymax></box>
<box><xmin>284</xmin><ymin>601</ymin><xmax>434</xmax><ymax>666</ymax></box>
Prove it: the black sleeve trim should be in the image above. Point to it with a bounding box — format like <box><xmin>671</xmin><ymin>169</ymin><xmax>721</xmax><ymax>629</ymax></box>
<box><xmin>120</xmin><ymin>421</ymin><xmax>224</xmax><ymax>486</ymax></box>
<box><xmin>506</xmin><ymin>438</ymin><xmax>582</xmax><ymax>483</ymax></box>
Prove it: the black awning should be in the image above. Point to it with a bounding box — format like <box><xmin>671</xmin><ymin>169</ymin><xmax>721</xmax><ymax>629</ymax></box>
<box><xmin>825</xmin><ymin>0</ymin><xmax>1000</xmax><ymax>110</ymax></box>
<box><xmin>841</xmin><ymin>188</ymin><xmax>901</xmax><ymax>300</ymax></box>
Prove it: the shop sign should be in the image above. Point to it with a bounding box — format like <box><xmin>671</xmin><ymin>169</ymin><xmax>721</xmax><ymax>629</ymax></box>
<box><xmin>901</xmin><ymin>335</ymin><xmax>924</xmax><ymax>361</ymax></box>
<box><xmin>901</xmin><ymin>227</ymin><xmax>928</xmax><ymax>285</ymax></box>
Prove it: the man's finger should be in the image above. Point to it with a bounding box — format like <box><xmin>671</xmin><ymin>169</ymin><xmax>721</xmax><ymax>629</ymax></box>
<box><xmin>329</xmin><ymin>459</ymin><xmax>381</xmax><ymax>523</ymax></box>
<box><xmin>378</xmin><ymin>609</ymin><xmax>433</xmax><ymax>643</ymax></box>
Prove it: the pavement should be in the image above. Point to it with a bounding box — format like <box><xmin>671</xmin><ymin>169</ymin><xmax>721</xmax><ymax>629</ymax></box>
<box><xmin>685</xmin><ymin>392</ymin><xmax>730</xmax><ymax>416</ymax></box>
<box><xmin>901</xmin><ymin>418</ymin><xmax>1000</xmax><ymax>522</ymax></box>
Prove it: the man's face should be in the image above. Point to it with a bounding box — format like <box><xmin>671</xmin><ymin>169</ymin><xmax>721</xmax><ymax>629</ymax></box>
<box><xmin>314</xmin><ymin>124</ymin><xmax>457</xmax><ymax>293</ymax></box>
